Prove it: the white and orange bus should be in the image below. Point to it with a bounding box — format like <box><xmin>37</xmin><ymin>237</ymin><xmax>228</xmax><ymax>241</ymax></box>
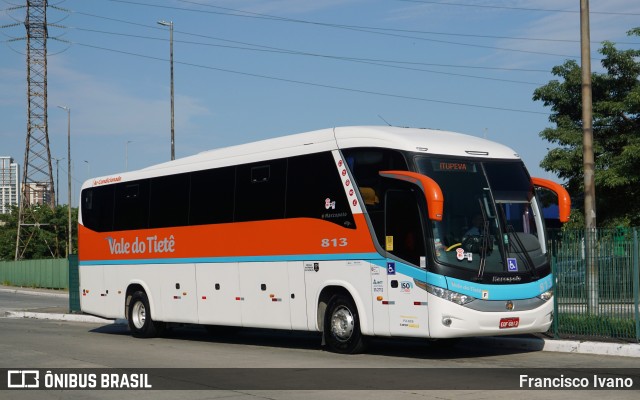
<box><xmin>78</xmin><ymin>126</ymin><xmax>570</xmax><ymax>353</ymax></box>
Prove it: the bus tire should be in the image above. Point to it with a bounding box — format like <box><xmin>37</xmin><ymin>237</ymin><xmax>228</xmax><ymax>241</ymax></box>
<box><xmin>323</xmin><ymin>294</ymin><xmax>367</xmax><ymax>354</ymax></box>
<box><xmin>128</xmin><ymin>290</ymin><xmax>164</xmax><ymax>338</ymax></box>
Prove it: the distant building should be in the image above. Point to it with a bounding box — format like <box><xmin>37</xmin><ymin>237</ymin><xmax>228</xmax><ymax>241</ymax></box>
<box><xmin>0</xmin><ymin>156</ymin><xmax>20</xmax><ymax>214</ymax></box>
<box><xmin>23</xmin><ymin>182</ymin><xmax>51</xmax><ymax>206</ymax></box>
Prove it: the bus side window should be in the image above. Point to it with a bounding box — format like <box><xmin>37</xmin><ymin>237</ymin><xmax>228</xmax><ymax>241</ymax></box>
<box><xmin>235</xmin><ymin>159</ymin><xmax>287</xmax><ymax>222</ymax></box>
<box><xmin>81</xmin><ymin>185</ymin><xmax>115</xmax><ymax>232</ymax></box>
<box><xmin>113</xmin><ymin>181</ymin><xmax>150</xmax><ymax>231</ymax></box>
<box><xmin>189</xmin><ymin>166</ymin><xmax>235</xmax><ymax>225</ymax></box>
<box><xmin>286</xmin><ymin>152</ymin><xmax>355</xmax><ymax>229</ymax></box>
<box><xmin>149</xmin><ymin>173</ymin><xmax>190</xmax><ymax>228</ymax></box>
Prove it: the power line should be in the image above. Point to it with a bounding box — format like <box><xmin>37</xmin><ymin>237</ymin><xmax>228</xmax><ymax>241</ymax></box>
<box><xmin>66</xmin><ymin>9</ymin><xmax>552</xmax><ymax>73</ymax></box>
<box><xmin>36</xmin><ymin>3</ymin><xmax>638</xmax><ymax>45</ymax></box>
<box><xmin>52</xmin><ymin>37</ymin><xmax>549</xmax><ymax>116</ymax></box>
<box><xmin>93</xmin><ymin>0</ymin><xmax>583</xmax><ymax>59</ymax></box>
<box><xmin>397</xmin><ymin>0</ymin><xmax>640</xmax><ymax>16</ymax></box>
<box><xmin>68</xmin><ymin>26</ymin><xmax>545</xmax><ymax>85</ymax></box>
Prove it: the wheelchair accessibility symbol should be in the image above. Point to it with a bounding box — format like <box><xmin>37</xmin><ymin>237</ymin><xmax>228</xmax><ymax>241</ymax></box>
<box><xmin>387</xmin><ymin>262</ymin><xmax>396</xmax><ymax>275</ymax></box>
<box><xmin>507</xmin><ymin>258</ymin><xmax>518</xmax><ymax>272</ymax></box>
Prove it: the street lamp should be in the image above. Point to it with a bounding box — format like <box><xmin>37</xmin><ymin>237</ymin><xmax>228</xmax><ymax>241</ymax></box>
<box><xmin>157</xmin><ymin>19</ymin><xmax>175</xmax><ymax>161</ymax></box>
<box><xmin>57</xmin><ymin>105</ymin><xmax>72</xmax><ymax>256</ymax></box>
<box><xmin>83</xmin><ymin>160</ymin><xmax>90</xmax><ymax>178</ymax></box>
<box><xmin>125</xmin><ymin>140</ymin><xmax>133</xmax><ymax>171</ymax></box>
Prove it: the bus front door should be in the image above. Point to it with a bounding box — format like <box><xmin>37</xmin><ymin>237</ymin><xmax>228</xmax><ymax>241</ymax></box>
<box><xmin>384</xmin><ymin>189</ymin><xmax>430</xmax><ymax>337</ymax></box>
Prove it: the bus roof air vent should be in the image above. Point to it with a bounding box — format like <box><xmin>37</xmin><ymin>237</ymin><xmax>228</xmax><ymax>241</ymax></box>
<box><xmin>465</xmin><ymin>150</ymin><xmax>489</xmax><ymax>156</ymax></box>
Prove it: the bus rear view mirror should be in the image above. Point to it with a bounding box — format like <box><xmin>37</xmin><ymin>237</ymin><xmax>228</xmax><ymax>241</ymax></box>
<box><xmin>531</xmin><ymin>177</ymin><xmax>571</xmax><ymax>223</ymax></box>
<box><xmin>379</xmin><ymin>170</ymin><xmax>443</xmax><ymax>221</ymax></box>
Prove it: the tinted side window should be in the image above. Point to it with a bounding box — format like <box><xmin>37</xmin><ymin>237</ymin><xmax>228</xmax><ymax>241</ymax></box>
<box><xmin>81</xmin><ymin>185</ymin><xmax>115</xmax><ymax>232</ymax></box>
<box><xmin>342</xmin><ymin>148</ymin><xmax>408</xmax><ymax>204</ymax></box>
<box><xmin>235</xmin><ymin>159</ymin><xmax>287</xmax><ymax>222</ymax></box>
<box><xmin>341</xmin><ymin>148</ymin><xmax>408</xmax><ymax>235</ymax></box>
<box><xmin>189</xmin><ymin>167</ymin><xmax>235</xmax><ymax>225</ymax></box>
<box><xmin>149</xmin><ymin>173</ymin><xmax>190</xmax><ymax>228</ymax></box>
<box><xmin>113</xmin><ymin>180</ymin><xmax>149</xmax><ymax>231</ymax></box>
<box><xmin>287</xmin><ymin>152</ymin><xmax>355</xmax><ymax>229</ymax></box>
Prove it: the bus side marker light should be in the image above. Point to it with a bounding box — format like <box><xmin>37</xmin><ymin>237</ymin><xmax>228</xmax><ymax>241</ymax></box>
<box><xmin>414</xmin><ymin>302</ymin><xmax>428</xmax><ymax>306</ymax></box>
<box><xmin>382</xmin><ymin>301</ymin><xmax>395</xmax><ymax>305</ymax></box>
<box><xmin>173</xmin><ymin>295</ymin><xmax>182</xmax><ymax>300</ymax></box>
<box><xmin>376</xmin><ymin>296</ymin><xmax>383</xmax><ymax>301</ymax></box>
<box><xmin>202</xmin><ymin>296</ymin><xmax>207</xmax><ymax>300</ymax></box>
<box><xmin>235</xmin><ymin>297</ymin><xmax>244</xmax><ymax>301</ymax></box>
<box><xmin>271</xmin><ymin>298</ymin><xmax>282</xmax><ymax>302</ymax></box>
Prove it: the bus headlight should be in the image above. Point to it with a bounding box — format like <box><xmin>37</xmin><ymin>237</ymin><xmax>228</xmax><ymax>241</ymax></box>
<box><xmin>415</xmin><ymin>280</ymin><xmax>474</xmax><ymax>306</ymax></box>
<box><xmin>537</xmin><ymin>289</ymin><xmax>553</xmax><ymax>302</ymax></box>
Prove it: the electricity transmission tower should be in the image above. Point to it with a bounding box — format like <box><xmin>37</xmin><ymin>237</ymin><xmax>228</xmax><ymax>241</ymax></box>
<box><xmin>14</xmin><ymin>0</ymin><xmax>56</xmax><ymax>260</ymax></box>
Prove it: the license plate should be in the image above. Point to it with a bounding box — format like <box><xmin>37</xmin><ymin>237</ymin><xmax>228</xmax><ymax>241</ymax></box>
<box><xmin>499</xmin><ymin>317</ymin><xmax>520</xmax><ymax>329</ymax></box>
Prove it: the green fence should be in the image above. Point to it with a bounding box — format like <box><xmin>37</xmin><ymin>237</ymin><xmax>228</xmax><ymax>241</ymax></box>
<box><xmin>550</xmin><ymin>228</ymin><xmax>640</xmax><ymax>342</ymax></box>
<box><xmin>0</xmin><ymin>258</ymin><xmax>69</xmax><ymax>289</ymax></box>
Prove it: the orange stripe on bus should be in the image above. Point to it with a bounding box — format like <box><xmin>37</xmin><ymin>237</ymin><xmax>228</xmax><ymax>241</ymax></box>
<box><xmin>78</xmin><ymin>214</ymin><xmax>376</xmax><ymax>262</ymax></box>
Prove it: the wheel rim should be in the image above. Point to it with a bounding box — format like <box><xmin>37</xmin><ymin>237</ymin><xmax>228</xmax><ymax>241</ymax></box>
<box><xmin>131</xmin><ymin>301</ymin><xmax>146</xmax><ymax>329</ymax></box>
<box><xmin>330</xmin><ymin>305</ymin><xmax>354</xmax><ymax>342</ymax></box>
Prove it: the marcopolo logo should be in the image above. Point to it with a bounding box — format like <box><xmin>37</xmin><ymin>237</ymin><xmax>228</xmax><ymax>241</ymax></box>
<box><xmin>106</xmin><ymin>235</ymin><xmax>176</xmax><ymax>256</ymax></box>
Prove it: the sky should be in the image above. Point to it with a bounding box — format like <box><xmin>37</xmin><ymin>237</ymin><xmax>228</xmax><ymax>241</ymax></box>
<box><xmin>1</xmin><ymin>0</ymin><xmax>639</xmax><ymax>207</ymax></box>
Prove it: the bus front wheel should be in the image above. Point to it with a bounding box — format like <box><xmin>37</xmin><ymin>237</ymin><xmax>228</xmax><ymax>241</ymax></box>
<box><xmin>128</xmin><ymin>290</ymin><xmax>164</xmax><ymax>338</ymax></box>
<box><xmin>323</xmin><ymin>294</ymin><xmax>367</xmax><ymax>354</ymax></box>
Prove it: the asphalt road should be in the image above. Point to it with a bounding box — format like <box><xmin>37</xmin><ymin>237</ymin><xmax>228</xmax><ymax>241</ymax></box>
<box><xmin>1</xmin><ymin>290</ymin><xmax>638</xmax><ymax>399</ymax></box>
<box><xmin>0</xmin><ymin>289</ymin><xmax>68</xmax><ymax>314</ymax></box>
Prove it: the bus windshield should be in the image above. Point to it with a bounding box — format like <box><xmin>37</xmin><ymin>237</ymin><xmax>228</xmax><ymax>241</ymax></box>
<box><xmin>414</xmin><ymin>157</ymin><xmax>547</xmax><ymax>281</ymax></box>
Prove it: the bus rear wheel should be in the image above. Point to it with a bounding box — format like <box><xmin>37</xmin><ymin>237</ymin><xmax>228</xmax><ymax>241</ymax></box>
<box><xmin>323</xmin><ymin>294</ymin><xmax>367</xmax><ymax>354</ymax></box>
<box><xmin>128</xmin><ymin>290</ymin><xmax>164</xmax><ymax>338</ymax></box>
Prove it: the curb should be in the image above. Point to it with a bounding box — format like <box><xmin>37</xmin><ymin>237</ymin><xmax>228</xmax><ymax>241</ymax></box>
<box><xmin>472</xmin><ymin>336</ymin><xmax>640</xmax><ymax>358</ymax></box>
<box><xmin>5</xmin><ymin>310</ymin><xmax>127</xmax><ymax>325</ymax></box>
<box><xmin>0</xmin><ymin>287</ymin><xmax>69</xmax><ymax>299</ymax></box>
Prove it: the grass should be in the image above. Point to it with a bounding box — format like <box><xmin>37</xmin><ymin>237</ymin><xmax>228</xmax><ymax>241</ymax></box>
<box><xmin>557</xmin><ymin>314</ymin><xmax>637</xmax><ymax>339</ymax></box>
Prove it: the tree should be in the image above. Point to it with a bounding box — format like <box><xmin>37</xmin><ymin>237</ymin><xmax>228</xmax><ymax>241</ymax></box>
<box><xmin>0</xmin><ymin>205</ymin><xmax>78</xmax><ymax>261</ymax></box>
<box><xmin>533</xmin><ymin>28</ymin><xmax>640</xmax><ymax>227</ymax></box>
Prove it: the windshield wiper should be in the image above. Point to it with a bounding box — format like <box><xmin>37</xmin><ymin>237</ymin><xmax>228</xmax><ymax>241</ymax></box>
<box><xmin>475</xmin><ymin>199</ymin><xmax>490</xmax><ymax>281</ymax></box>
<box><xmin>499</xmin><ymin>206</ymin><xmax>538</xmax><ymax>279</ymax></box>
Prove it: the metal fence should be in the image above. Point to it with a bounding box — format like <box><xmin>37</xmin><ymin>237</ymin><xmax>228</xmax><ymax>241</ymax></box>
<box><xmin>0</xmin><ymin>258</ymin><xmax>69</xmax><ymax>289</ymax></box>
<box><xmin>550</xmin><ymin>228</ymin><xmax>640</xmax><ymax>342</ymax></box>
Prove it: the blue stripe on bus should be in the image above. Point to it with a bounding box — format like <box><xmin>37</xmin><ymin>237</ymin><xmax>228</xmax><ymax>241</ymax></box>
<box><xmin>369</xmin><ymin>259</ymin><xmax>553</xmax><ymax>300</ymax></box>
<box><xmin>444</xmin><ymin>274</ymin><xmax>553</xmax><ymax>300</ymax></box>
<box><xmin>368</xmin><ymin>259</ymin><xmax>447</xmax><ymax>287</ymax></box>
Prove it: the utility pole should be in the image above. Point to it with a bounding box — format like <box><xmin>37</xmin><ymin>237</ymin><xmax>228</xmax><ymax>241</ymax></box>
<box><xmin>58</xmin><ymin>105</ymin><xmax>72</xmax><ymax>257</ymax></box>
<box><xmin>580</xmin><ymin>0</ymin><xmax>598</xmax><ymax>313</ymax></box>
<box><xmin>158</xmin><ymin>20</ymin><xmax>175</xmax><ymax>160</ymax></box>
